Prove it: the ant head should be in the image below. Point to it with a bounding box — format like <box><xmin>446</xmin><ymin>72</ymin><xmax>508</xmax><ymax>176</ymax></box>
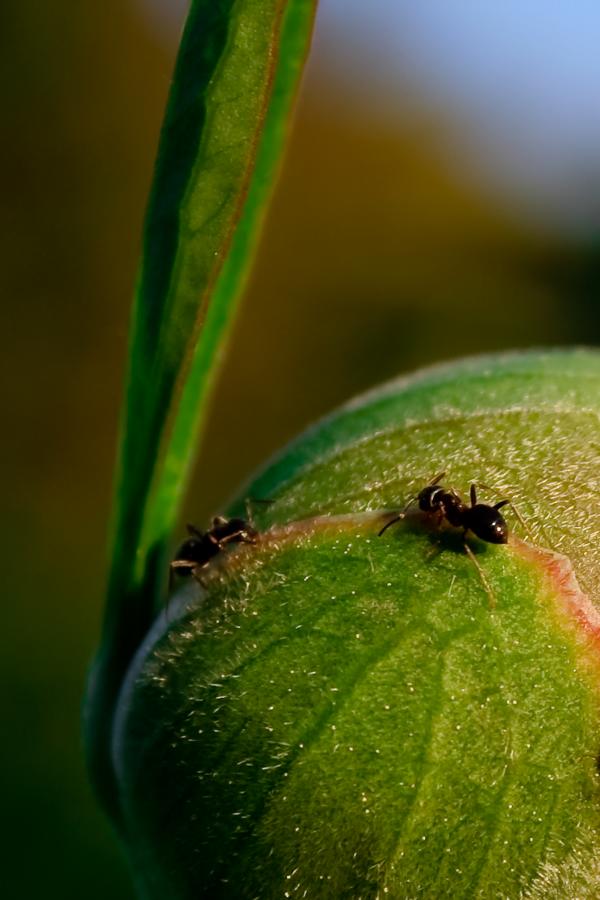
<box><xmin>469</xmin><ymin>504</ymin><xmax>508</xmax><ymax>544</ymax></box>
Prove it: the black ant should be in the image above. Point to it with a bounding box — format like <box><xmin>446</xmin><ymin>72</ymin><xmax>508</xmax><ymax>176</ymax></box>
<box><xmin>378</xmin><ymin>471</ymin><xmax>509</xmax><ymax>544</ymax></box>
<box><xmin>169</xmin><ymin>499</ymin><xmax>274</xmax><ymax>591</ymax></box>
<box><xmin>378</xmin><ymin>472</ymin><xmax>514</xmax><ymax>606</ymax></box>
<box><xmin>169</xmin><ymin>517</ymin><xmax>258</xmax><ymax>587</ymax></box>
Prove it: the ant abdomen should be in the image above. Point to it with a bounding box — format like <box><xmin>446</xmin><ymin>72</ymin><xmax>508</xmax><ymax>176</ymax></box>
<box><xmin>464</xmin><ymin>504</ymin><xmax>508</xmax><ymax>544</ymax></box>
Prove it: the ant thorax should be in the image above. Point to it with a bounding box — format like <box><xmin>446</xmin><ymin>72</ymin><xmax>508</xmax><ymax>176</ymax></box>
<box><xmin>439</xmin><ymin>492</ymin><xmax>465</xmax><ymax>528</ymax></box>
<box><xmin>418</xmin><ymin>485</ymin><xmax>465</xmax><ymax>528</ymax></box>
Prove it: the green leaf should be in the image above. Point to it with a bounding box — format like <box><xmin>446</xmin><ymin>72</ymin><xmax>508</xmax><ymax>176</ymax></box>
<box><xmin>87</xmin><ymin>0</ymin><xmax>317</xmax><ymax>822</ymax></box>
<box><xmin>114</xmin><ymin>349</ymin><xmax>600</xmax><ymax>898</ymax></box>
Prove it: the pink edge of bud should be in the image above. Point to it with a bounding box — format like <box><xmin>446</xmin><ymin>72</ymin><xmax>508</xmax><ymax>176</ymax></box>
<box><xmin>512</xmin><ymin>537</ymin><xmax>600</xmax><ymax>653</ymax></box>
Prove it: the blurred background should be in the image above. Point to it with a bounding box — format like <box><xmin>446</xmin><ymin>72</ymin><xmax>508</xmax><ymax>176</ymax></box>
<box><xmin>2</xmin><ymin>0</ymin><xmax>599</xmax><ymax>895</ymax></box>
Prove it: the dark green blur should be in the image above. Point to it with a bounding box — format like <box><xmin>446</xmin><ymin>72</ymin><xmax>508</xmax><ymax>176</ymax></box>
<box><xmin>1</xmin><ymin>2</ymin><xmax>598</xmax><ymax>897</ymax></box>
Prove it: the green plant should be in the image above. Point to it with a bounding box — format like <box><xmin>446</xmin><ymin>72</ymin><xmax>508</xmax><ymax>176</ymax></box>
<box><xmin>86</xmin><ymin>0</ymin><xmax>318</xmax><ymax>822</ymax></box>
<box><xmin>86</xmin><ymin>4</ymin><xmax>600</xmax><ymax>898</ymax></box>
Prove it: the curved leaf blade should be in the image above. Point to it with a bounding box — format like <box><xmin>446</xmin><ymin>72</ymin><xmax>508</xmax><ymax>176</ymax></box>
<box><xmin>87</xmin><ymin>0</ymin><xmax>317</xmax><ymax>822</ymax></box>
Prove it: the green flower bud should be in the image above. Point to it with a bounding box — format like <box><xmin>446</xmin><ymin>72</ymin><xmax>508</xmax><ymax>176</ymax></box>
<box><xmin>111</xmin><ymin>349</ymin><xmax>600</xmax><ymax>898</ymax></box>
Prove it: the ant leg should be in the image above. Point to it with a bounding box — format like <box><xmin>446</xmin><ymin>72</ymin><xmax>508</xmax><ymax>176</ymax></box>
<box><xmin>379</xmin><ymin>470</ymin><xmax>446</xmax><ymax>538</ymax></box>
<box><xmin>378</xmin><ymin>491</ymin><xmax>421</xmax><ymax>536</ymax></box>
<box><xmin>186</xmin><ymin>523</ymin><xmax>203</xmax><ymax>538</ymax></box>
<box><xmin>505</xmin><ymin>501</ymin><xmax>534</xmax><ymax>539</ymax></box>
<box><xmin>470</xmin><ymin>484</ymin><xmax>477</xmax><ymax>506</ymax></box>
<box><xmin>463</xmin><ymin>540</ymin><xmax>496</xmax><ymax>608</ymax></box>
<box><xmin>169</xmin><ymin>560</ymin><xmax>196</xmax><ymax>579</ymax></box>
<box><xmin>378</xmin><ymin>514</ymin><xmax>404</xmax><ymax>537</ymax></box>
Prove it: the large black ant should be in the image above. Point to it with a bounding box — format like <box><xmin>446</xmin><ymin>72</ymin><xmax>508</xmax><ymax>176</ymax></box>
<box><xmin>378</xmin><ymin>471</ymin><xmax>515</xmax><ymax>606</ymax></box>
<box><xmin>169</xmin><ymin>516</ymin><xmax>258</xmax><ymax>587</ymax></box>
<box><xmin>378</xmin><ymin>471</ymin><xmax>509</xmax><ymax>544</ymax></box>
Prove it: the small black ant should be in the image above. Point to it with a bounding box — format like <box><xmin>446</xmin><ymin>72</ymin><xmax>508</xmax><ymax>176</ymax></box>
<box><xmin>378</xmin><ymin>472</ymin><xmax>514</xmax><ymax>606</ymax></box>
<box><xmin>378</xmin><ymin>471</ymin><xmax>509</xmax><ymax>544</ymax></box>
<box><xmin>170</xmin><ymin>517</ymin><xmax>258</xmax><ymax>586</ymax></box>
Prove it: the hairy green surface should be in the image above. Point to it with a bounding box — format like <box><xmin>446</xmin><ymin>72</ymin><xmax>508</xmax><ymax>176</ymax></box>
<box><xmin>88</xmin><ymin>0</ymin><xmax>317</xmax><ymax>822</ymax></box>
<box><xmin>242</xmin><ymin>347</ymin><xmax>600</xmax><ymax>600</ymax></box>
<box><xmin>114</xmin><ymin>349</ymin><xmax>600</xmax><ymax>898</ymax></box>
